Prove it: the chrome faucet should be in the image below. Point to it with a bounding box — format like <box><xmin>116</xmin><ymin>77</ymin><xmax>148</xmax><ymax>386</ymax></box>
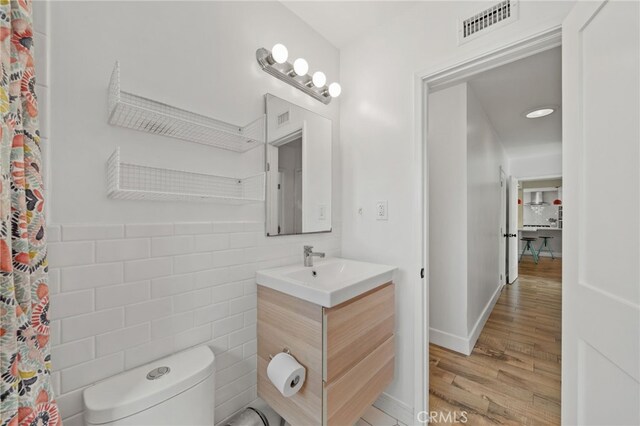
<box><xmin>303</xmin><ymin>245</ymin><xmax>325</xmax><ymax>267</ymax></box>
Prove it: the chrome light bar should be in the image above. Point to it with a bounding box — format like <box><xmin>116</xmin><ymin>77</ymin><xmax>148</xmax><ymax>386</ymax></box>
<box><xmin>256</xmin><ymin>47</ymin><xmax>332</xmax><ymax>105</ymax></box>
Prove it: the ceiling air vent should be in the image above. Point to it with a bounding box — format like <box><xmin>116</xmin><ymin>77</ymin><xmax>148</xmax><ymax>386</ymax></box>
<box><xmin>459</xmin><ymin>0</ymin><xmax>519</xmax><ymax>44</ymax></box>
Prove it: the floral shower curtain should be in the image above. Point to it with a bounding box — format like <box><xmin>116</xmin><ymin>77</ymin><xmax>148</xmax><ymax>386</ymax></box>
<box><xmin>0</xmin><ymin>1</ymin><xmax>60</xmax><ymax>425</ymax></box>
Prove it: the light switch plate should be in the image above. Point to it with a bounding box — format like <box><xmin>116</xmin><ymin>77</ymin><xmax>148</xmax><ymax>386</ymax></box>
<box><xmin>318</xmin><ymin>205</ymin><xmax>327</xmax><ymax>220</ymax></box>
<box><xmin>376</xmin><ymin>201</ymin><xmax>388</xmax><ymax>220</ymax></box>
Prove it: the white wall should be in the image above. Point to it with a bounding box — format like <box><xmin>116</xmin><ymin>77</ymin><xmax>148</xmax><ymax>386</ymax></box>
<box><xmin>466</xmin><ymin>85</ymin><xmax>508</xmax><ymax>337</ymax></box>
<box><xmin>427</xmin><ymin>83</ymin><xmax>468</xmax><ymax>340</ymax></box>
<box><xmin>510</xmin><ymin>152</ymin><xmax>562</xmax><ymax>178</ymax></box>
<box><xmin>426</xmin><ymin>83</ymin><xmax>508</xmax><ymax>355</ymax></box>
<box><xmin>44</xmin><ymin>2</ymin><xmax>342</xmax><ymax>424</ymax></box>
<box><xmin>49</xmin><ymin>1</ymin><xmax>341</xmax><ymax>225</ymax></box>
<box><xmin>340</xmin><ymin>0</ymin><xmax>575</xmax><ymax>412</ymax></box>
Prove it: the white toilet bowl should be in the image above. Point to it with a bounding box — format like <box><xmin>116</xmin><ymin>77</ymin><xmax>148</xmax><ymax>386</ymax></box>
<box><xmin>83</xmin><ymin>346</ymin><xmax>215</xmax><ymax>425</ymax></box>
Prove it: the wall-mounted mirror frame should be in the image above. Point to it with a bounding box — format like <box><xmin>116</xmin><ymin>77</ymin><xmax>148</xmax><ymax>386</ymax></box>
<box><xmin>264</xmin><ymin>94</ymin><xmax>332</xmax><ymax>236</ymax></box>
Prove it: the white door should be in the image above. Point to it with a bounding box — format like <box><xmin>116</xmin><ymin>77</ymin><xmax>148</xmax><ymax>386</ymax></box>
<box><xmin>507</xmin><ymin>176</ymin><xmax>519</xmax><ymax>283</ymax></box>
<box><xmin>499</xmin><ymin>169</ymin><xmax>507</xmax><ymax>285</ymax></box>
<box><xmin>563</xmin><ymin>2</ymin><xmax>639</xmax><ymax>424</ymax></box>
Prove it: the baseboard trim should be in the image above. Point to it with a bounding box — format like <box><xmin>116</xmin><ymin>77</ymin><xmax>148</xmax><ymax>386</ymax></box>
<box><xmin>430</xmin><ymin>283</ymin><xmax>505</xmax><ymax>356</ymax></box>
<box><xmin>429</xmin><ymin>327</ymin><xmax>470</xmax><ymax>355</ymax></box>
<box><xmin>467</xmin><ymin>283</ymin><xmax>504</xmax><ymax>353</ymax></box>
<box><xmin>374</xmin><ymin>392</ymin><xmax>414</xmax><ymax>426</ymax></box>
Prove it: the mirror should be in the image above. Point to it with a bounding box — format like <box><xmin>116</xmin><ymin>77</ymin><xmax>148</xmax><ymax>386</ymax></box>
<box><xmin>264</xmin><ymin>94</ymin><xmax>332</xmax><ymax>236</ymax></box>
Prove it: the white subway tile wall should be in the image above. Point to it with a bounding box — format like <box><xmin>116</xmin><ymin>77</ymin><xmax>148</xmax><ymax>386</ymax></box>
<box><xmin>48</xmin><ymin>221</ymin><xmax>341</xmax><ymax>423</ymax></box>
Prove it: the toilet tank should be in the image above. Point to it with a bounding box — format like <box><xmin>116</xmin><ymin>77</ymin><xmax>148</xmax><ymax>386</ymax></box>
<box><xmin>83</xmin><ymin>346</ymin><xmax>215</xmax><ymax>425</ymax></box>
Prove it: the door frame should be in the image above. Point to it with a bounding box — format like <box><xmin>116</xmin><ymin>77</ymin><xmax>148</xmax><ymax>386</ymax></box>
<box><xmin>500</xmin><ymin>167</ymin><xmax>507</xmax><ymax>286</ymax></box>
<box><xmin>507</xmin><ymin>175</ymin><xmax>520</xmax><ymax>283</ymax></box>
<box><xmin>412</xmin><ymin>25</ymin><xmax>562</xmax><ymax>422</ymax></box>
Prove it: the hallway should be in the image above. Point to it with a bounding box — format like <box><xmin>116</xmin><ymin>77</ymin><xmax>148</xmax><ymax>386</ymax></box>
<box><xmin>429</xmin><ymin>257</ymin><xmax>562</xmax><ymax>425</ymax></box>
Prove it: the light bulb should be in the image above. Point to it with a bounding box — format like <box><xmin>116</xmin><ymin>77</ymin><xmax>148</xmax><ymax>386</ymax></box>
<box><xmin>312</xmin><ymin>71</ymin><xmax>326</xmax><ymax>87</ymax></box>
<box><xmin>328</xmin><ymin>82</ymin><xmax>341</xmax><ymax>97</ymax></box>
<box><xmin>271</xmin><ymin>44</ymin><xmax>288</xmax><ymax>64</ymax></box>
<box><xmin>293</xmin><ymin>58</ymin><xmax>309</xmax><ymax>76</ymax></box>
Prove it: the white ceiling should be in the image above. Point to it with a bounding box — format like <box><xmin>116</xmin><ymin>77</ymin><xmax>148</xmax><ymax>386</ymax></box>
<box><xmin>468</xmin><ymin>47</ymin><xmax>562</xmax><ymax>159</ymax></box>
<box><xmin>280</xmin><ymin>1</ymin><xmax>419</xmax><ymax>48</ymax></box>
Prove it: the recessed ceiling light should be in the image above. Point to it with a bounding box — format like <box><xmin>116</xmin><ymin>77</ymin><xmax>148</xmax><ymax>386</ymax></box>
<box><xmin>525</xmin><ymin>108</ymin><xmax>555</xmax><ymax>119</ymax></box>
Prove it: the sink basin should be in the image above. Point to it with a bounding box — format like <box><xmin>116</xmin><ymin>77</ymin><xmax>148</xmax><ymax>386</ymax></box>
<box><xmin>256</xmin><ymin>257</ymin><xmax>396</xmax><ymax>307</ymax></box>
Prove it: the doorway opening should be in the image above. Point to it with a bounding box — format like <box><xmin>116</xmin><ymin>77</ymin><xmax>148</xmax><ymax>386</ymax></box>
<box><xmin>276</xmin><ymin>136</ymin><xmax>303</xmax><ymax>235</ymax></box>
<box><xmin>514</xmin><ymin>175</ymin><xmax>563</xmax><ymax>280</ymax></box>
<box><xmin>426</xmin><ymin>44</ymin><xmax>563</xmax><ymax>424</ymax></box>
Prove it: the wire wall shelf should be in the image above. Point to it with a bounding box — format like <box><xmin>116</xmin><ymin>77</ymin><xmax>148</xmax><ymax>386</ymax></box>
<box><xmin>107</xmin><ymin>148</ymin><xmax>265</xmax><ymax>204</ymax></box>
<box><xmin>108</xmin><ymin>62</ymin><xmax>265</xmax><ymax>153</ymax></box>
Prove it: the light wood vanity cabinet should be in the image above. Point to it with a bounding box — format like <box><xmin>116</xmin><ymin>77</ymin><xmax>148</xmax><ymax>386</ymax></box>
<box><xmin>257</xmin><ymin>282</ymin><xmax>395</xmax><ymax>426</ymax></box>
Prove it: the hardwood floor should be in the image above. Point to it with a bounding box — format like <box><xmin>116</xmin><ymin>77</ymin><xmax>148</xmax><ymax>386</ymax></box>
<box><xmin>429</xmin><ymin>256</ymin><xmax>562</xmax><ymax>425</ymax></box>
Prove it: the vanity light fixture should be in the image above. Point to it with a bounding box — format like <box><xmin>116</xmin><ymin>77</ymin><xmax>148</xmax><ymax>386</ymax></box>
<box><xmin>293</xmin><ymin>58</ymin><xmax>309</xmax><ymax>76</ymax></box>
<box><xmin>256</xmin><ymin>44</ymin><xmax>340</xmax><ymax>105</ymax></box>
<box><xmin>312</xmin><ymin>71</ymin><xmax>327</xmax><ymax>88</ymax></box>
<box><xmin>525</xmin><ymin>107</ymin><xmax>555</xmax><ymax>118</ymax></box>
<box><xmin>271</xmin><ymin>43</ymin><xmax>289</xmax><ymax>64</ymax></box>
<box><xmin>328</xmin><ymin>82</ymin><xmax>342</xmax><ymax>98</ymax></box>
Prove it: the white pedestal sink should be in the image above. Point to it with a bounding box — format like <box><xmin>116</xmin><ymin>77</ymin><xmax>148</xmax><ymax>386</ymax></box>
<box><xmin>256</xmin><ymin>257</ymin><xmax>396</xmax><ymax>307</ymax></box>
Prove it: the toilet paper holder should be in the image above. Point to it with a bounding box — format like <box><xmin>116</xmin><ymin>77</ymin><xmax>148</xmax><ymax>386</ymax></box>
<box><xmin>268</xmin><ymin>347</ymin><xmax>291</xmax><ymax>360</ymax></box>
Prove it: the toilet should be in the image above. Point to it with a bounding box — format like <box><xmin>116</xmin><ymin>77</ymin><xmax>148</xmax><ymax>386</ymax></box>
<box><xmin>83</xmin><ymin>346</ymin><xmax>215</xmax><ymax>425</ymax></box>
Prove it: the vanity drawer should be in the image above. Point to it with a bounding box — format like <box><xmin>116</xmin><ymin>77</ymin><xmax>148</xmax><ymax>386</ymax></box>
<box><xmin>323</xmin><ymin>282</ymin><xmax>395</xmax><ymax>383</ymax></box>
<box><xmin>323</xmin><ymin>335</ymin><xmax>395</xmax><ymax>426</ymax></box>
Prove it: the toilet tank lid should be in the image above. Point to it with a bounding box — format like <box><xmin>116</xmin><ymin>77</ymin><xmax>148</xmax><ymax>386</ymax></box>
<box><xmin>83</xmin><ymin>345</ymin><xmax>215</xmax><ymax>424</ymax></box>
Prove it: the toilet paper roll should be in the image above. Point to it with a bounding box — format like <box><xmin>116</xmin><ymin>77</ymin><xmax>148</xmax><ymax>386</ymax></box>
<box><xmin>267</xmin><ymin>352</ymin><xmax>306</xmax><ymax>397</ymax></box>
